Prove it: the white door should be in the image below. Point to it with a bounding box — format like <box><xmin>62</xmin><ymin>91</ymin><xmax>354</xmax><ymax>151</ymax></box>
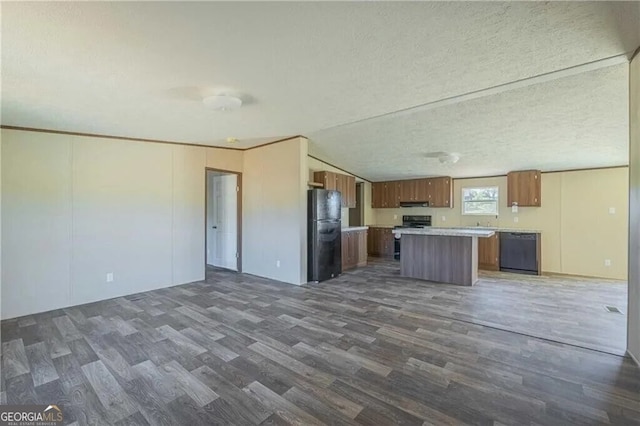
<box><xmin>207</xmin><ymin>173</ymin><xmax>238</xmax><ymax>270</ymax></box>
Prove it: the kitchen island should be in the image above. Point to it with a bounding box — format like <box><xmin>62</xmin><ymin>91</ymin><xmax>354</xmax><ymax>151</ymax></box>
<box><xmin>392</xmin><ymin>228</ymin><xmax>495</xmax><ymax>286</ymax></box>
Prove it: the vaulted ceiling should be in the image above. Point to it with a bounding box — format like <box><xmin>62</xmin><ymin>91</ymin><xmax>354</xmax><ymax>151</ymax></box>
<box><xmin>2</xmin><ymin>2</ymin><xmax>639</xmax><ymax>179</ymax></box>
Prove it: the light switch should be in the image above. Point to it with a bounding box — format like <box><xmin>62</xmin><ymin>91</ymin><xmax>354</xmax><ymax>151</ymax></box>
<box><xmin>609</xmin><ymin>207</ymin><xmax>616</xmax><ymax>215</ymax></box>
<box><xmin>513</xmin><ymin>217</ymin><xmax>519</xmax><ymax>223</ymax></box>
<box><xmin>393</xmin><ymin>214</ymin><xmax>398</xmax><ymax>220</ymax></box>
<box><xmin>511</xmin><ymin>205</ymin><xmax>518</xmax><ymax>213</ymax></box>
<box><xmin>441</xmin><ymin>216</ymin><xmax>446</xmax><ymax>222</ymax></box>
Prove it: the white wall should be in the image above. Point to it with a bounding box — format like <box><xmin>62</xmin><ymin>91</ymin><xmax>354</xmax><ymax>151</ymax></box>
<box><xmin>244</xmin><ymin>138</ymin><xmax>308</xmax><ymax>285</ymax></box>
<box><xmin>1</xmin><ymin>129</ymin><xmax>242</xmax><ymax>319</ymax></box>
<box><xmin>0</xmin><ymin>131</ymin><xmax>2</xmax><ymax>321</ymax></box>
<box><xmin>2</xmin><ymin>131</ymin><xmax>73</xmax><ymax>317</ymax></box>
<box><xmin>629</xmin><ymin>51</ymin><xmax>640</xmax><ymax>364</ymax></box>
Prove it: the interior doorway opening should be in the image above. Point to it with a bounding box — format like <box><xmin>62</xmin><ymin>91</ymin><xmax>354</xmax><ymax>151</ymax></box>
<box><xmin>206</xmin><ymin>169</ymin><xmax>242</xmax><ymax>272</ymax></box>
<box><xmin>348</xmin><ymin>182</ymin><xmax>364</xmax><ymax>226</ymax></box>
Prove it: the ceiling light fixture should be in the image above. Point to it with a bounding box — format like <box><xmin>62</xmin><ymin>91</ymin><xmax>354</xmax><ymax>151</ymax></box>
<box><xmin>425</xmin><ymin>151</ymin><xmax>460</xmax><ymax>164</ymax></box>
<box><xmin>226</xmin><ymin>137</ymin><xmax>239</xmax><ymax>144</ymax></box>
<box><xmin>203</xmin><ymin>94</ymin><xmax>242</xmax><ymax>111</ymax></box>
<box><xmin>439</xmin><ymin>153</ymin><xmax>460</xmax><ymax>164</ymax></box>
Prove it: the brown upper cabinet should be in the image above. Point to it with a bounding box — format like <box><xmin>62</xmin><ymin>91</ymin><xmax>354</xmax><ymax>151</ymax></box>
<box><xmin>378</xmin><ymin>176</ymin><xmax>452</xmax><ymax>208</ymax></box>
<box><xmin>313</xmin><ymin>171</ymin><xmax>356</xmax><ymax>208</ymax></box>
<box><xmin>507</xmin><ymin>170</ymin><xmax>541</xmax><ymax>207</ymax></box>
<box><xmin>399</xmin><ymin>179</ymin><xmax>429</xmax><ymax>202</ymax></box>
<box><xmin>428</xmin><ymin>177</ymin><xmax>453</xmax><ymax>208</ymax></box>
<box><xmin>315</xmin><ymin>171</ymin><xmax>338</xmax><ymax>191</ymax></box>
<box><xmin>371</xmin><ymin>181</ymin><xmax>401</xmax><ymax>208</ymax></box>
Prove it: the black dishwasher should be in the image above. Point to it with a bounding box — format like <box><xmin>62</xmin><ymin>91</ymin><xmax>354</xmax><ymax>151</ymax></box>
<box><xmin>500</xmin><ymin>232</ymin><xmax>539</xmax><ymax>275</ymax></box>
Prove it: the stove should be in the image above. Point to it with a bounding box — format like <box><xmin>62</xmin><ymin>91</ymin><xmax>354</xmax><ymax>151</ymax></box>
<box><xmin>394</xmin><ymin>215</ymin><xmax>432</xmax><ymax>260</ymax></box>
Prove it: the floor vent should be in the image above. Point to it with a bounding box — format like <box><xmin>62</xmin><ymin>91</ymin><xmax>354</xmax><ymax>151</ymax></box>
<box><xmin>605</xmin><ymin>305</ymin><xmax>623</xmax><ymax>314</ymax></box>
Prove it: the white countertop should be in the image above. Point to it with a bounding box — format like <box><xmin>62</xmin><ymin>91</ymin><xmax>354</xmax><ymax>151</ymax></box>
<box><xmin>392</xmin><ymin>228</ymin><xmax>495</xmax><ymax>237</ymax></box>
<box><xmin>449</xmin><ymin>227</ymin><xmax>542</xmax><ymax>233</ymax></box>
<box><xmin>341</xmin><ymin>226</ymin><xmax>369</xmax><ymax>232</ymax></box>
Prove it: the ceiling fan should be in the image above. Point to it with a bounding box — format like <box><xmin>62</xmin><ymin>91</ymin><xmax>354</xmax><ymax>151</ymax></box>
<box><xmin>425</xmin><ymin>151</ymin><xmax>460</xmax><ymax>164</ymax></box>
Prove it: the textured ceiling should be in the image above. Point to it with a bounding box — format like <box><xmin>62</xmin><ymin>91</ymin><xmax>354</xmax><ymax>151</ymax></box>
<box><xmin>2</xmin><ymin>2</ymin><xmax>639</xmax><ymax>175</ymax></box>
<box><xmin>309</xmin><ymin>64</ymin><xmax>630</xmax><ymax>180</ymax></box>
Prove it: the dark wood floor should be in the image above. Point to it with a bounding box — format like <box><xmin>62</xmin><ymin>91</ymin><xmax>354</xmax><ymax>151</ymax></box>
<box><xmin>1</xmin><ymin>258</ymin><xmax>638</xmax><ymax>425</ymax></box>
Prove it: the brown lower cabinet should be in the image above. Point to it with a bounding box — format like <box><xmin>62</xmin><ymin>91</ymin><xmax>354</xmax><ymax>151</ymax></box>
<box><xmin>367</xmin><ymin>227</ymin><xmax>395</xmax><ymax>257</ymax></box>
<box><xmin>341</xmin><ymin>229</ymin><xmax>368</xmax><ymax>271</ymax></box>
<box><xmin>478</xmin><ymin>233</ymin><xmax>500</xmax><ymax>271</ymax></box>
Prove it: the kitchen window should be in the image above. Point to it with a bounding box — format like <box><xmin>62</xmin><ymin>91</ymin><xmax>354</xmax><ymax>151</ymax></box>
<box><xmin>462</xmin><ymin>186</ymin><xmax>499</xmax><ymax>215</ymax></box>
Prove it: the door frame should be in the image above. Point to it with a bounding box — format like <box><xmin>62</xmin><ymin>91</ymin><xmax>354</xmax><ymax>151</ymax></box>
<box><xmin>205</xmin><ymin>167</ymin><xmax>242</xmax><ymax>273</ymax></box>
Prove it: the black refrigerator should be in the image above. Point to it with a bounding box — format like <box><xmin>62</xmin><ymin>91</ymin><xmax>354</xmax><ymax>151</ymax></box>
<box><xmin>308</xmin><ymin>189</ymin><xmax>342</xmax><ymax>282</ymax></box>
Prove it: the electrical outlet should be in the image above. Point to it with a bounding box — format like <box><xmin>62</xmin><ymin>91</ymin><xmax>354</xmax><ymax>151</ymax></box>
<box><xmin>393</xmin><ymin>214</ymin><xmax>398</xmax><ymax>220</ymax></box>
<box><xmin>513</xmin><ymin>217</ymin><xmax>519</xmax><ymax>223</ymax></box>
<box><xmin>276</xmin><ymin>260</ymin><xmax>280</xmax><ymax>268</ymax></box>
<box><xmin>441</xmin><ymin>216</ymin><xmax>446</xmax><ymax>222</ymax></box>
<box><xmin>106</xmin><ymin>273</ymin><xmax>114</xmax><ymax>282</ymax></box>
<box><xmin>604</xmin><ymin>259</ymin><xmax>611</xmax><ymax>267</ymax></box>
<box><xmin>609</xmin><ymin>207</ymin><xmax>616</xmax><ymax>215</ymax></box>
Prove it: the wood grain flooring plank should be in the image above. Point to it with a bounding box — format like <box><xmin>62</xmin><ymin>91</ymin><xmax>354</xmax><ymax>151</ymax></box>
<box><xmin>18</xmin><ymin>324</ymin><xmax>42</xmax><ymax>347</ymax></box>
<box><xmin>166</xmin><ymin>394</ymin><xmax>221</xmax><ymax>426</ymax></box>
<box><xmin>247</xmin><ymin>341</ymin><xmax>334</xmax><ymax>387</ymax></box>
<box><xmin>101</xmin><ymin>332</ymin><xmax>149</xmax><ymax>366</ymax></box>
<box><xmin>25</xmin><ymin>341</ymin><xmax>59</xmax><ymax>386</ymax></box>
<box><xmin>281</xmin><ymin>385</ymin><xmax>357</xmax><ymax>426</ymax></box>
<box><xmin>191</xmin><ymin>364</ymin><xmax>273</xmax><ymax>424</ymax></box>
<box><xmin>107</xmin><ymin>316</ymin><xmax>139</xmax><ymax>336</ymax></box>
<box><xmin>114</xmin><ymin>411</ymin><xmax>151</xmax><ymax>426</ymax></box>
<box><xmin>160</xmin><ymin>360</ymin><xmax>218</xmax><ymax>407</ymax></box>
<box><xmin>181</xmin><ymin>327</ymin><xmax>239</xmax><ymax>362</ymax></box>
<box><xmin>131</xmin><ymin>360</ymin><xmax>184</xmax><ymax>404</ymax></box>
<box><xmin>18</xmin><ymin>316</ymin><xmax>37</xmax><ymax>327</ymax></box>
<box><xmin>2</xmin><ymin>339</ymin><xmax>31</xmax><ymax>379</ymax></box>
<box><xmin>53</xmin><ymin>315</ymin><xmax>83</xmax><ymax>341</ymax></box>
<box><xmin>126</xmin><ymin>317</ymin><xmax>165</xmax><ymax>342</ymax></box>
<box><xmin>328</xmin><ymin>379</ymin><xmax>426</xmax><ymax>426</ymax></box>
<box><xmin>243</xmin><ymin>381</ymin><xmax>324</xmax><ymax>426</ymax></box>
<box><xmin>33</xmin><ymin>379</ymin><xmax>79</xmax><ymax>425</ymax></box>
<box><xmin>156</xmin><ymin>325</ymin><xmax>207</xmax><ymax>357</ymax></box>
<box><xmin>67</xmin><ymin>338</ymin><xmax>99</xmax><ymax>367</ymax></box>
<box><xmin>5</xmin><ymin>374</ymin><xmax>38</xmax><ymax>405</ymax></box>
<box><xmin>258</xmin><ymin>413</ymin><xmax>292</xmax><ymax>426</ymax></box>
<box><xmin>114</xmin><ymin>297</ymin><xmax>144</xmax><ymax>315</ymax></box>
<box><xmin>174</xmin><ymin>305</ymin><xmax>221</xmax><ymax>327</ymax></box>
<box><xmin>51</xmin><ymin>354</ymin><xmax>87</xmax><ymax>395</ymax></box>
<box><xmin>83</xmin><ymin>334</ymin><xmax>135</xmax><ymax>382</ymax></box>
<box><xmin>140</xmin><ymin>338</ymin><xmax>203</xmax><ymax>372</ymax></box>
<box><xmin>121</xmin><ymin>377</ymin><xmax>179</xmax><ymax>426</ymax></box>
<box><xmin>64</xmin><ymin>382</ymin><xmax>112</xmax><ymax>426</ymax></box>
<box><xmin>197</xmin><ymin>351</ymin><xmax>259</xmax><ymax>390</ymax></box>
<box><xmin>317</xmin><ymin>342</ymin><xmax>392</xmax><ymax>377</ymax></box>
<box><xmin>81</xmin><ymin>360</ymin><xmax>139</xmax><ymax>423</ymax></box>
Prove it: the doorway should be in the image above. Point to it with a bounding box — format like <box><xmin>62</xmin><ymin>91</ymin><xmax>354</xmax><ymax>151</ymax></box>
<box><xmin>348</xmin><ymin>182</ymin><xmax>364</xmax><ymax>226</ymax></box>
<box><xmin>206</xmin><ymin>169</ymin><xmax>242</xmax><ymax>272</ymax></box>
